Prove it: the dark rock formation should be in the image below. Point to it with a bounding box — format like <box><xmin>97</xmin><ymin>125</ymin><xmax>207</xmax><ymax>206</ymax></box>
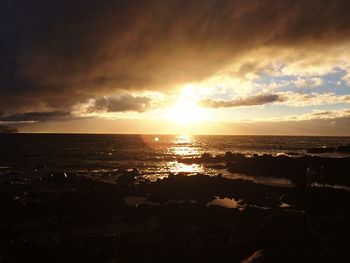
<box><xmin>179</xmin><ymin>152</ymin><xmax>350</xmax><ymax>186</ymax></box>
<box><xmin>307</xmin><ymin>144</ymin><xmax>350</xmax><ymax>154</ymax></box>
<box><xmin>1</xmin><ymin>173</ymin><xmax>350</xmax><ymax>262</ymax></box>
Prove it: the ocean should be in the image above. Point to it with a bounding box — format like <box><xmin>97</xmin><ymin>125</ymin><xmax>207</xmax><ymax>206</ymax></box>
<box><xmin>1</xmin><ymin>134</ymin><xmax>350</xmax><ymax>182</ymax></box>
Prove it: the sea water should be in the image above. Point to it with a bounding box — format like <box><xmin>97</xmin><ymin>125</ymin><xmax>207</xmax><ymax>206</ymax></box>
<box><xmin>1</xmin><ymin>134</ymin><xmax>350</xmax><ymax>182</ymax></box>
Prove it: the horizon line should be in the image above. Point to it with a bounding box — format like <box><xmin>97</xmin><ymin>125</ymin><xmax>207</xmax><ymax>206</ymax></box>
<box><xmin>2</xmin><ymin>132</ymin><xmax>350</xmax><ymax>137</ymax></box>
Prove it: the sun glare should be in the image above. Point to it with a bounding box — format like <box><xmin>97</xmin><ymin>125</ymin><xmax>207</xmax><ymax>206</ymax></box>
<box><xmin>167</xmin><ymin>85</ymin><xmax>207</xmax><ymax>125</ymax></box>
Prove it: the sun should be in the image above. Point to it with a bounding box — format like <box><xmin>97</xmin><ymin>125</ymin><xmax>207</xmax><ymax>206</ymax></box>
<box><xmin>167</xmin><ymin>86</ymin><xmax>207</xmax><ymax>125</ymax></box>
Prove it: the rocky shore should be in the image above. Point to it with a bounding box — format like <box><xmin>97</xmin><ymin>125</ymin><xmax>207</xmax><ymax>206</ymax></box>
<box><xmin>1</xmin><ymin>161</ymin><xmax>350</xmax><ymax>262</ymax></box>
<box><xmin>179</xmin><ymin>152</ymin><xmax>350</xmax><ymax>186</ymax></box>
<box><xmin>307</xmin><ymin>144</ymin><xmax>350</xmax><ymax>154</ymax></box>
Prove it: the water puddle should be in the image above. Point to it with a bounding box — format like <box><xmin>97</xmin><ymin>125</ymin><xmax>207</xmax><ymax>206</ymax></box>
<box><xmin>242</xmin><ymin>249</ymin><xmax>264</xmax><ymax>263</ymax></box>
<box><xmin>206</xmin><ymin>196</ymin><xmax>245</xmax><ymax>210</ymax></box>
<box><xmin>224</xmin><ymin>173</ymin><xmax>350</xmax><ymax>192</ymax></box>
<box><xmin>224</xmin><ymin>173</ymin><xmax>295</xmax><ymax>188</ymax></box>
<box><xmin>249</xmin><ymin>205</ymin><xmax>271</xmax><ymax>210</ymax></box>
<box><xmin>279</xmin><ymin>202</ymin><xmax>291</xmax><ymax>208</ymax></box>
<box><xmin>314</xmin><ymin>183</ymin><xmax>350</xmax><ymax>192</ymax></box>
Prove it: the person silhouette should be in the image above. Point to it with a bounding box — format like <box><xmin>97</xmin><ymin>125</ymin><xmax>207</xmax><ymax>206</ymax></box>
<box><xmin>306</xmin><ymin>165</ymin><xmax>316</xmax><ymax>187</ymax></box>
<box><xmin>319</xmin><ymin>165</ymin><xmax>326</xmax><ymax>188</ymax></box>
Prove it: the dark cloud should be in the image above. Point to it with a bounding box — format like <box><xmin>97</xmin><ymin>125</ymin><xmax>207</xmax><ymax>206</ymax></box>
<box><xmin>17</xmin><ymin>114</ymin><xmax>350</xmax><ymax>136</ymax></box>
<box><xmin>311</xmin><ymin>111</ymin><xmax>333</xmax><ymax>116</ymax></box>
<box><xmin>92</xmin><ymin>95</ymin><xmax>151</xmax><ymax>113</ymax></box>
<box><xmin>0</xmin><ymin>111</ymin><xmax>71</xmax><ymax>122</ymax></box>
<box><xmin>1</xmin><ymin>0</ymin><xmax>350</xmax><ymax>116</ymax></box>
<box><xmin>199</xmin><ymin>94</ymin><xmax>283</xmax><ymax>108</ymax></box>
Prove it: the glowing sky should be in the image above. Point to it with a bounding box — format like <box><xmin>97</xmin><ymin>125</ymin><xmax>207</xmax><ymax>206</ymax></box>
<box><xmin>1</xmin><ymin>0</ymin><xmax>350</xmax><ymax>135</ymax></box>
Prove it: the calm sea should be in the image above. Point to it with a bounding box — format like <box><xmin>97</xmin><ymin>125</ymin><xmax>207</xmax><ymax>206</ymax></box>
<box><xmin>1</xmin><ymin>134</ymin><xmax>350</xmax><ymax>181</ymax></box>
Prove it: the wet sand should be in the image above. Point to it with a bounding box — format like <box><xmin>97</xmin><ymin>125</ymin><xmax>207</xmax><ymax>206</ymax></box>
<box><xmin>1</xmin><ymin>166</ymin><xmax>350</xmax><ymax>262</ymax></box>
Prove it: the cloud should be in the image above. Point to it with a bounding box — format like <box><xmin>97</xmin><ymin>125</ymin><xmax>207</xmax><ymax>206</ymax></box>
<box><xmin>278</xmin><ymin>92</ymin><xmax>350</xmax><ymax>107</ymax></box>
<box><xmin>16</xmin><ymin>111</ymin><xmax>350</xmax><ymax>136</ymax></box>
<box><xmin>198</xmin><ymin>91</ymin><xmax>350</xmax><ymax>109</ymax></box>
<box><xmin>2</xmin><ymin>0</ymin><xmax>350</xmax><ymax>117</ymax></box>
<box><xmin>199</xmin><ymin>94</ymin><xmax>283</xmax><ymax>108</ymax></box>
<box><xmin>295</xmin><ymin>76</ymin><xmax>323</xmax><ymax>88</ymax></box>
<box><xmin>0</xmin><ymin>111</ymin><xmax>71</xmax><ymax>122</ymax></box>
<box><xmin>282</xmin><ymin>109</ymin><xmax>350</xmax><ymax>121</ymax></box>
<box><xmin>92</xmin><ymin>95</ymin><xmax>151</xmax><ymax>113</ymax></box>
<box><xmin>343</xmin><ymin>70</ymin><xmax>350</xmax><ymax>86</ymax></box>
<box><xmin>229</xmin><ymin>108</ymin><xmax>350</xmax><ymax>124</ymax></box>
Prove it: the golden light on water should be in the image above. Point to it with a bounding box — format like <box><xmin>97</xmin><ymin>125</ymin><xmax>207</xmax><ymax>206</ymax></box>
<box><xmin>171</xmin><ymin>146</ymin><xmax>198</xmax><ymax>156</ymax></box>
<box><xmin>167</xmin><ymin>161</ymin><xmax>203</xmax><ymax>174</ymax></box>
<box><xmin>176</xmin><ymin>135</ymin><xmax>192</xmax><ymax>144</ymax></box>
<box><xmin>169</xmin><ymin>135</ymin><xmax>199</xmax><ymax>156</ymax></box>
<box><xmin>167</xmin><ymin>135</ymin><xmax>203</xmax><ymax>174</ymax></box>
<box><xmin>142</xmin><ymin>135</ymin><xmax>204</xmax><ymax>181</ymax></box>
<box><xmin>141</xmin><ymin>135</ymin><xmax>205</xmax><ymax>179</ymax></box>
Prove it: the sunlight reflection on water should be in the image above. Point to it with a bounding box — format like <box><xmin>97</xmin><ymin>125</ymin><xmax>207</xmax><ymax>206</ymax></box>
<box><xmin>142</xmin><ymin>135</ymin><xmax>206</xmax><ymax>181</ymax></box>
<box><xmin>167</xmin><ymin>135</ymin><xmax>204</xmax><ymax>174</ymax></box>
<box><xmin>175</xmin><ymin>135</ymin><xmax>192</xmax><ymax>144</ymax></box>
<box><xmin>167</xmin><ymin>161</ymin><xmax>203</xmax><ymax>174</ymax></box>
<box><xmin>168</xmin><ymin>135</ymin><xmax>201</xmax><ymax>157</ymax></box>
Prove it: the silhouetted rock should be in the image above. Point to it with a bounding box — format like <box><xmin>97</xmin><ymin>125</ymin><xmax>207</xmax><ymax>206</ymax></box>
<box><xmin>337</xmin><ymin>144</ymin><xmax>350</xmax><ymax>153</ymax></box>
<box><xmin>179</xmin><ymin>152</ymin><xmax>350</xmax><ymax>186</ymax></box>
<box><xmin>116</xmin><ymin>168</ymin><xmax>138</xmax><ymax>183</ymax></box>
<box><xmin>130</xmin><ymin>168</ymin><xmax>141</xmax><ymax>177</ymax></box>
<box><xmin>34</xmin><ymin>164</ymin><xmax>47</xmax><ymax>171</ymax></box>
<box><xmin>307</xmin><ymin>146</ymin><xmax>336</xmax><ymax>153</ymax></box>
<box><xmin>307</xmin><ymin>144</ymin><xmax>350</xmax><ymax>154</ymax></box>
<box><xmin>201</xmin><ymin>152</ymin><xmax>212</xmax><ymax>162</ymax></box>
<box><xmin>45</xmin><ymin>171</ymin><xmax>70</xmax><ymax>184</ymax></box>
<box><xmin>225</xmin><ymin>151</ymin><xmax>233</xmax><ymax>159</ymax></box>
<box><xmin>1</xmin><ymin>170</ymin><xmax>350</xmax><ymax>262</ymax></box>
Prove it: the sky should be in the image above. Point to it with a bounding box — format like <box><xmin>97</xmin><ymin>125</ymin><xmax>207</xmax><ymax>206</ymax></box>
<box><xmin>1</xmin><ymin>0</ymin><xmax>350</xmax><ymax>135</ymax></box>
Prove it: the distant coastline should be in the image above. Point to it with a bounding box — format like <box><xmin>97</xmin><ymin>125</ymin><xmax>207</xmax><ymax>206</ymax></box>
<box><xmin>0</xmin><ymin>125</ymin><xmax>18</xmax><ymax>133</ymax></box>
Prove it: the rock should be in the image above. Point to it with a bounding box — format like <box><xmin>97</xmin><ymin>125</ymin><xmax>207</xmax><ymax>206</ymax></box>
<box><xmin>307</xmin><ymin>147</ymin><xmax>336</xmax><ymax>154</ymax></box>
<box><xmin>45</xmin><ymin>171</ymin><xmax>70</xmax><ymax>184</ymax></box>
<box><xmin>201</xmin><ymin>153</ymin><xmax>212</xmax><ymax>162</ymax></box>
<box><xmin>116</xmin><ymin>169</ymin><xmax>136</xmax><ymax>183</ymax></box>
<box><xmin>130</xmin><ymin>168</ymin><xmax>141</xmax><ymax>177</ymax></box>
<box><xmin>337</xmin><ymin>145</ymin><xmax>350</xmax><ymax>153</ymax></box>
<box><xmin>225</xmin><ymin>151</ymin><xmax>233</xmax><ymax>159</ymax></box>
<box><xmin>307</xmin><ymin>144</ymin><xmax>350</xmax><ymax>154</ymax></box>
